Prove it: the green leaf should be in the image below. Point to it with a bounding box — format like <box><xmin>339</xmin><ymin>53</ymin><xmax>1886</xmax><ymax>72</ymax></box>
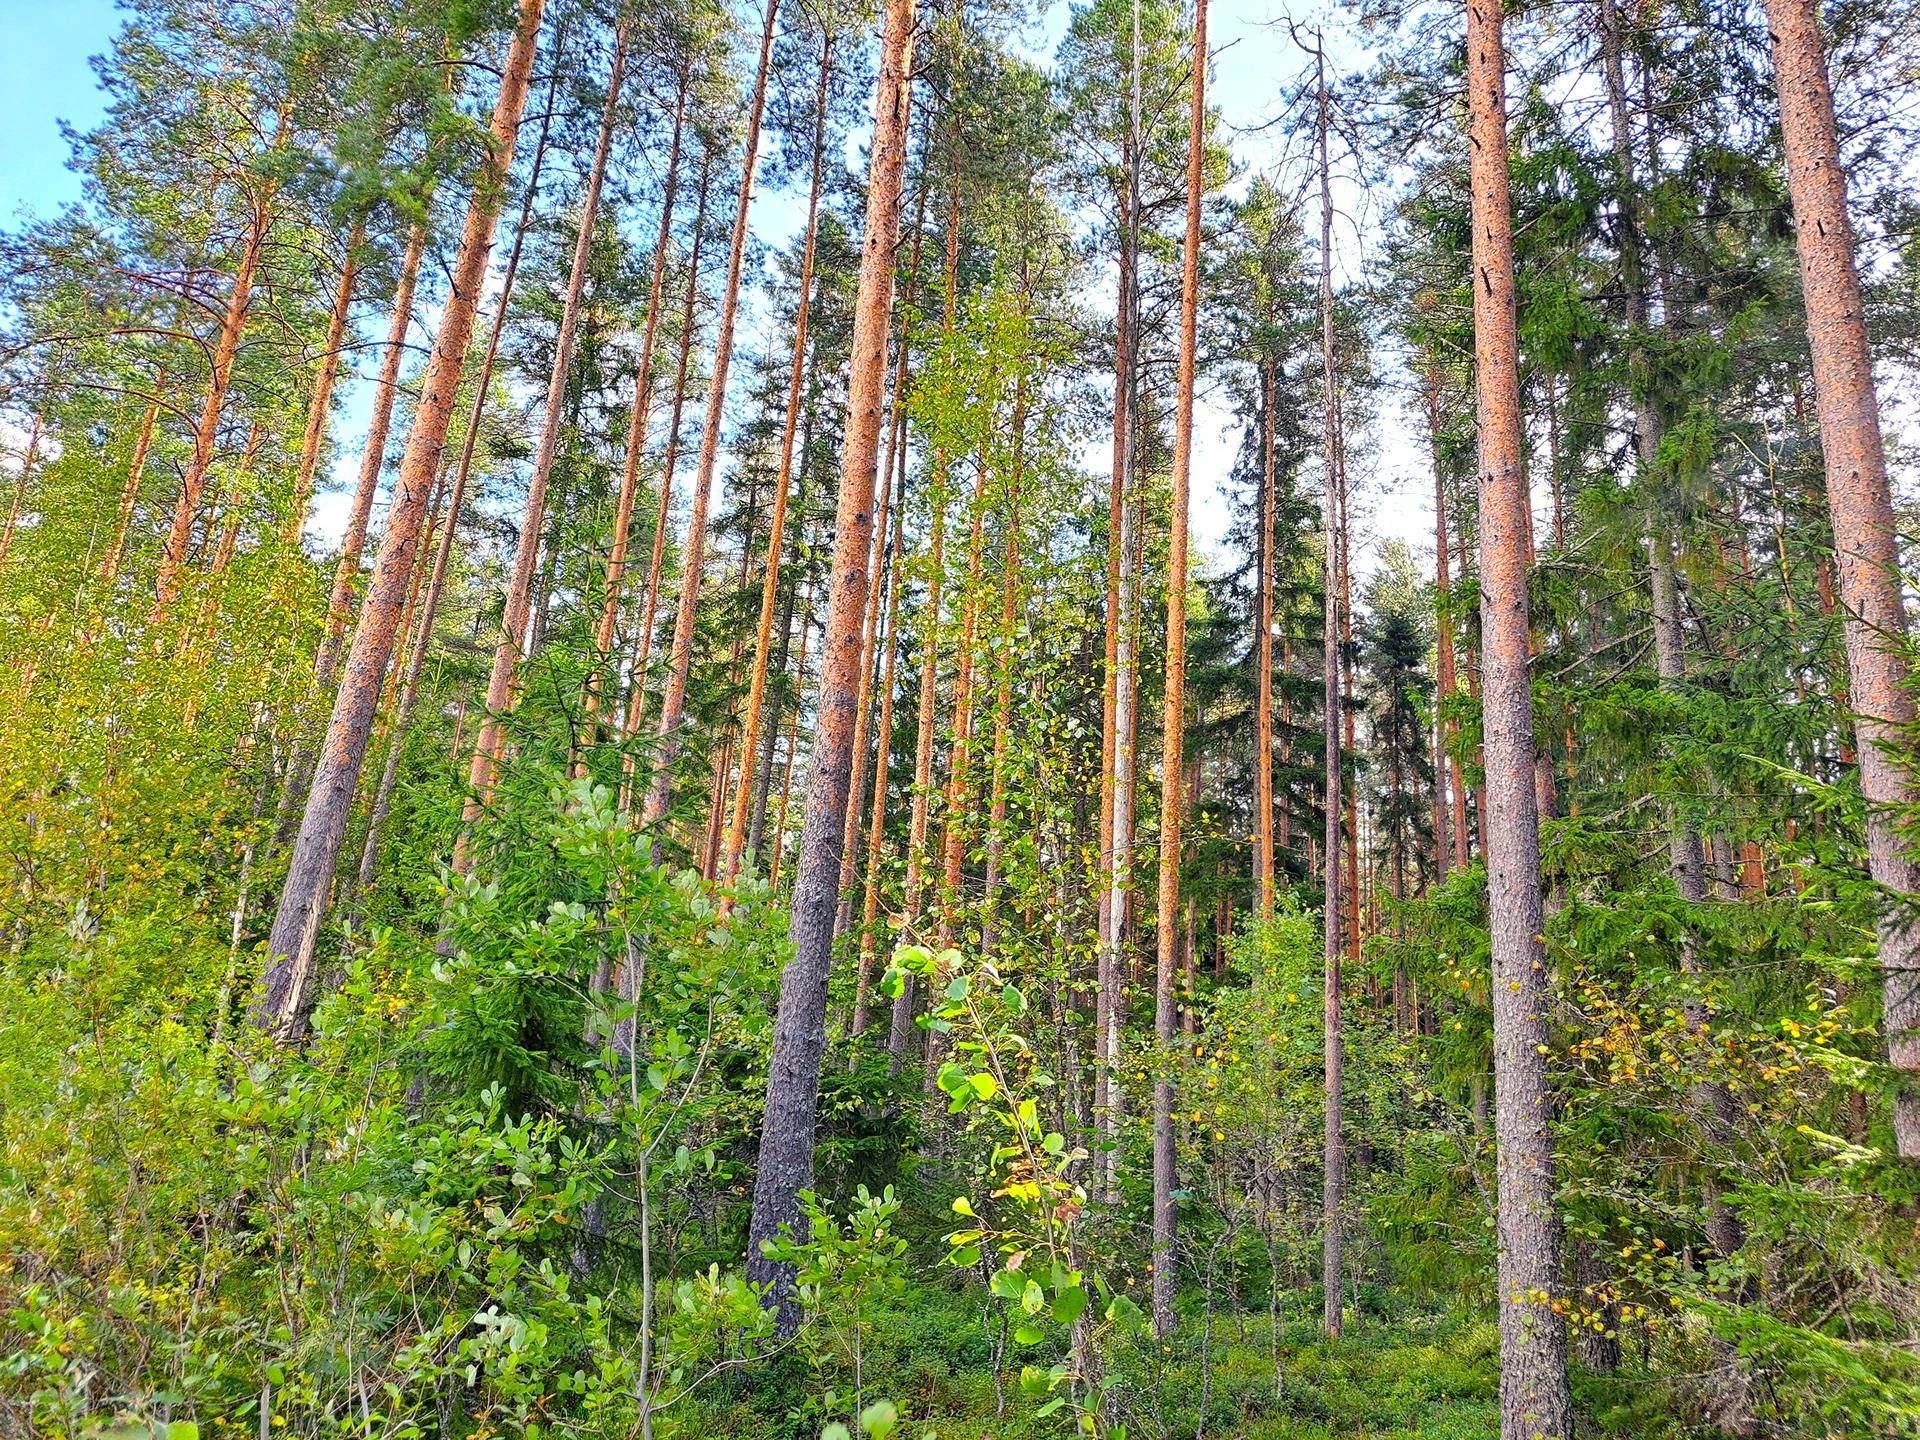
<box><xmin>990</xmin><ymin>1268</ymin><xmax>1027</xmax><ymax>1301</ymax></box>
<box><xmin>969</xmin><ymin>1072</ymin><xmax>999</xmax><ymax>1101</ymax></box>
<box><xmin>823</xmin><ymin>1426</ymin><xmax>853</xmax><ymax>1440</ymax></box>
<box><xmin>951</xmin><ymin>1195</ymin><xmax>976</xmax><ymax>1216</ymax></box>
<box><xmin>1014</xmin><ymin>1322</ymin><xmax>1045</xmax><ymax>1344</ymax></box>
<box><xmin>167</xmin><ymin>1426</ymin><xmax>200</xmax><ymax>1440</ymax></box>
<box><xmin>1053</xmin><ymin>1284</ymin><xmax>1088</xmax><ymax>1325</ymax></box>
<box><xmin>1022</xmin><ymin>1279</ymin><xmax>1045</xmax><ymax>1315</ymax></box>
<box><xmin>858</xmin><ymin>1399</ymin><xmax>899</xmax><ymax>1440</ymax></box>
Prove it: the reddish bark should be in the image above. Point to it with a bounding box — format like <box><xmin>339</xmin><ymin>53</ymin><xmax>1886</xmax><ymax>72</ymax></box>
<box><xmin>1765</xmin><ymin>0</ymin><xmax>1920</xmax><ymax>1155</ymax></box>
<box><xmin>643</xmin><ymin>0</ymin><xmax>782</xmax><ymax>830</ymax></box>
<box><xmin>1152</xmin><ymin>0</ymin><xmax>1205</xmax><ymax>1339</ymax></box>
<box><xmin>456</xmin><ymin>22</ymin><xmax>629</xmax><ymax>869</ymax></box>
<box><xmin>745</xmin><ymin>0</ymin><xmax>916</xmax><ymax>1327</ymax></box>
<box><xmin>1466</xmin><ymin>0</ymin><xmax>1572</xmax><ymax>1429</ymax></box>
<box><xmin>257</xmin><ymin>0</ymin><xmax>549</xmax><ymax>1038</ymax></box>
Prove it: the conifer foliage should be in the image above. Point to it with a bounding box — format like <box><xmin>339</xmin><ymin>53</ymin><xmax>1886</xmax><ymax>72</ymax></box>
<box><xmin>1</xmin><ymin>0</ymin><xmax>1918</xmax><ymax>1434</ymax></box>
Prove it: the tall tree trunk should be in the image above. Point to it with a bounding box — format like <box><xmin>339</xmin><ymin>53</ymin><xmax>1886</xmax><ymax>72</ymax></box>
<box><xmin>1765</xmin><ymin>0</ymin><xmax>1920</xmax><ymax>1156</ymax></box>
<box><xmin>312</xmin><ymin>221</ymin><xmax>429</xmax><ymax>693</ymax></box>
<box><xmin>256</xmin><ymin>0</ymin><xmax>549</xmax><ymax>1039</ymax></box>
<box><xmin>642</xmin><ymin>0</ymin><xmax>781</xmax><ymax>829</ymax></box>
<box><xmin>154</xmin><ymin>149</ymin><xmax>278</xmax><ymax>613</ymax></box>
<box><xmin>1466</xmin><ymin>1</ymin><xmax>1573</xmax><ymax>1431</ymax></box>
<box><xmin>620</xmin><ymin>152</ymin><xmax>715</xmax><ymax>794</ymax></box>
<box><xmin>723</xmin><ymin>36</ymin><xmax>834</xmax><ymax>885</ymax></box>
<box><xmin>1256</xmin><ymin>359</ymin><xmax>1277</xmax><ymax>917</ymax></box>
<box><xmin>979</xmin><ymin>379</ymin><xmax>1027</xmax><ymax>955</ymax></box>
<box><xmin>1428</xmin><ymin>352</ymin><xmax>1470</xmax><ymax>875</ymax></box>
<box><xmin>286</xmin><ymin>217</ymin><xmax>366</xmax><ymax>546</ymax></box>
<box><xmin>353</xmin><ymin>91</ymin><xmax>556</xmax><ymax>891</ymax></box>
<box><xmin>1151</xmin><ymin>0</ymin><xmax>1205</xmax><ymax>1339</ymax></box>
<box><xmin>850</xmin><ymin>447</ymin><xmax>910</xmax><ymax>1044</ymax></box>
<box><xmin>0</xmin><ymin>414</ymin><xmax>43</xmax><ymax>572</ymax></box>
<box><xmin>456</xmin><ymin>22</ymin><xmax>629</xmax><ymax>868</ymax></box>
<box><xmin>581</xmin><ymin>80</ymin><xmax>687</xmax><ymax>758</ymax></box>
<box><xmin>888</xmin><ymin>173</ymin><xmax>963</xmax><ymax>1062</ymax></box>
<box><xmin>100</xmin><ymin>373</ymin><xmax>164</xmax><ymax>586</ymax></box>
<box><xmin>745</xmin><ymin>0</ymin><xmax>916</xmax><ymax>1328</ymax></box>
<box><xmin>1314</xmin><ymin>42</ymin><xmax>1346</xmax><ymax>1342</ymax></box>
<box><xmin>838</xmin><ymin>187</ymin><xmax>926</xmax><ymax>943</ymax></box>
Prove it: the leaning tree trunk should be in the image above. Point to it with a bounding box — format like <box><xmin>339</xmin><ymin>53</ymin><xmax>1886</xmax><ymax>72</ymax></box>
<box><xmin>1764</xmin><ymin>0</ymin><xmax>1920</xmax><ymax>1156</ymax></box>
<box><xmin>642</xmin><ymin>0</ymin><xmax>781</xmax><ymax>830</ymax></box>
<box><xmin>1151</xmin><ymin>0</ymin><xmax>1205</xmax><ymax>1340</ymax></box>
<box><xmin>256</xmin><ymin>0</ymin><xmax>549</xmax><ymax>1040</ymax></box>
<box><xmin>286</xmin><ymin>217</ymin><xmax>365</xmax><ymax>547</ymax></box>
<box><xmin>353</xmin><ymin>94</ymin><xmax>557</xmax><ymax>891</ymax></box>
<box><xmin>297</xmin><ymin>219</ymin><xmax>427</xmax><ymax>733</ymax></box>
<box><xmin>454</xmin><ymin>21</ymin><xmax>629</xmax><ymax>871</ymax></box>
<box><xmin>1466</xmin><ymin>0</ymin><xmax>1573</xmax><ymax>1432</ymax></box>
<box><xmin>153</xmin><ymin>145</ymin><xmax>279</xmax><ymax>613</ymax></box>
<box><xmin>744</xmin><ymin>0</ymin><xmax>917</xmax><ymax>1331</ymax></box>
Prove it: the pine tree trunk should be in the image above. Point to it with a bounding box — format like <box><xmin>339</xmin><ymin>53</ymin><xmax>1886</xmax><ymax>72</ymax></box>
<box><xmin>1152</xmin><ymin>0</ymin><xmax>1206</xmax><ymax>1338</ymax></box>
<box><xmin>256</xmin><ymin>0</ymin><xmax>549</xmax><ymax>1039</ymax></box>
<box><xmin>723</xmin><ymin>36</ymin><xmax>833</xmax><ymax>885</ymax></box>
<box><xmin>837</xmin><ymin>188</ymin><xmax>926</xmax><ymax>944</ymax></box>
<box><xmin>1315</xmin><ymin>45</ymin><xmax>1346</xmax><ymax>1342</ymax></box>
<box><xmin>1764</xmin><ymin>0</ymin><xmax>1920</xmax><ymax>1156</ymax></box>
<box><xmin>745</xmin><ymin>0</ymin><xmax>916</xmax><ymax>1328</ymax></box>
<box><xmin>456</xmin><ymin>22</ymin><xmax>629</xmax><ymax>868</ymax></box>
<box><xmin>1256</xmin><ymin>359</ymin><xmax>1277</xmax><ymax>917</ymax></box>
<box><xmin>99</xmin><ymin>374</ymin><xmax>164</xmax><ymax>586</ymax></box>
<box><xmin>643</xmin><ymin>0</ymin><xmax>781</xmax><ymax>829</ymax></box>
<box><xmin>888</xmin><ymin>175</ymin><xmax>963</xmax><ymax>1063</ymax></box>
<box><xmin>979</xmin><ymin>379</ymin><xmax>1027</xmax><ymax>955</ymax></box>
<box><xmin>581</xmin><ymin>81</ymin><xmax>687</xmax><ymax>758</ymax></box>
<box><xmin>850</xmin><ymin>450</ymin><xmax>910</xmax><ymax>1044</ymax></box>
<box><xmin>0</xmin><ymin>414</ymin><xmax>42</xmax><ymax>572</ymax></box>
<box><xmin>154</xmin><ymin>153</ymin><xmax>277</xmax><ymax>612</ymax></box>
<box><xmin>313</xmin><ymin>221</ymin><xmax>428</xmax><ymax>691</ymax></box>
<box><xmin>286</xmin><ymin>217</ymin><xmax>366</xmax><ymax>547</ymax></box>
<box><xmin>1466</xmin><ymin>1</ymin><xmax>1573</xmax><ymax>1430</ymax></box>
<box><xmin>353</xmin><ymin>92</ymin><xmax>556</xmax><ymax>891</ymax></box>
<box><xmin>620</xmin><ymin>153</ymin><xmax>715</xmax><ymax>798</ymax></box>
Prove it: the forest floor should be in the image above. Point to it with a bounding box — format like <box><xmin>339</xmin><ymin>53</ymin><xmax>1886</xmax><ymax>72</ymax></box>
<box><xmin>689</xmin><ymin>1283</ymin><xmax>1683</xmax><ymax>1439</ymax></box>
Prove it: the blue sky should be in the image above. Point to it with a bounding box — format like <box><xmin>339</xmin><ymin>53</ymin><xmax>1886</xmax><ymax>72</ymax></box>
<box><xmin>0</xmin><ymin>0</ymin><xmax>119</xmax><ymax>221</ymax></box>
<box><xmin>0</xmin><ymin>0</ymin><xmax>1435</xmax><ymax>569</ymax></box>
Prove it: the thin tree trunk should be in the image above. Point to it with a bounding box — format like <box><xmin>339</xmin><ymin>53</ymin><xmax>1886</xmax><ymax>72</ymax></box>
<box><xmin>643</xmin><ymin>0</ymin><xmax>782</xmax><ymax>829</ymax></box>
<box><xmin>1765</xmin><ymin>0</ymin><xmax>1920</xmax><ymax>1156</ymax></box>
<box><xmin>580</xmin><ymin>80</ymin><xmax>687</xmax><ymax>761</ymax></box>
<box><xmin>313</xmin><ymin>221</ymin><xmax>429</xmax><ymax>691</ymax></box>
<box><xmin>887</xmin><ymin>174</ymin><xmax>963</xmax><ymax>1063</ymax></box>
<box><xmin>1152</xmin><ymin>0</ymin><xmax>1205</xmax><ymax>1339</ymax></box>
<box><xmin>256</xmin><ymin>0</ymin><xmax>549</xmax><ymax>1039</ymax></box>
<box><xmin>723</xmin><ymin>36</ymin><xmax>834</xmax><ymax>885</ymax></box>
<box><xmin>744</xmin><ymin>0</ymin><xmax>916</xmax><ymax>1329</ymax></box>
<box><xmin>850</xmin><ymin>447</ymin><xmax>910</xmax><ymax>1044</ymax></box>
<box><xmin>286</xmin><ymin>217</ymin><xmax>366</xmax><ymax>546</ymax></box>
<box><xmin>979</xmin><ymin>380</ymin><xmax>1027</xmax><ymax>955</ymax></box>
<box><xmin>456</xmin><ymin>22</ymin><xmax>629</xmax><ymax>867</ymax></box>
<box><xmin>1466</xmin><ymin>1</ymin><xmax>1573</xmax><ymax>1430</ymax></box>
<box><xmin>353</xmin><ymin>93</ymin><xmax>556</xmax><ymax>891</ymax></box>
<box><xmin>1314</xmin><ymin>40</ymin><xmax>1346</xmax><ymax>1342</ymax></box>
<box><xmin>620</xmin><ymin>153</ymin><xmax>715</xmax><ymax>798</ymax></box>
<box><xmin>1428</xmin><ymin>352</ymin><xmax>1470</xmax><ymax>875</ymax></box>
<box><xmin>0</xmin><ymin>414</ymin><xmax>43</xmax><ymax>572</ymax></box>
<box><xmin>100</xmin><ymin>375</ymin><xmax>164</xmax><ymax>586</ymax></box>
<box><xmin>1256</xmin><ymin>360</ymin><xmax>1277</xmax><ymax>917</ymax></box>
<box><xmin>154</xmin><ymin>129</ymin><xmax>281</xmax><ymax>612</ymax></box>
